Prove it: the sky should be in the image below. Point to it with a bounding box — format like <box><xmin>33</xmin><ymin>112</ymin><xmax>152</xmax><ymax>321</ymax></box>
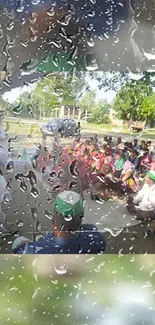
<box><xmin>3</xmin><ymin>73</ymin><xmax>116</xmax><ymax>104</ymax></box>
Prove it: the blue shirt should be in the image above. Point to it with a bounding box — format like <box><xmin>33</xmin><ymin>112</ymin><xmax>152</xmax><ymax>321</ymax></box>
<box><xmin>13</xmin><ymin>224</ymin><xmax>106</xmax><ymax>254</ymax></box>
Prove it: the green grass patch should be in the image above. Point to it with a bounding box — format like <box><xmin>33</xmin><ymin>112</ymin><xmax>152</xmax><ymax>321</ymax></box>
<box><xmin>2</xmin><ymin>118</ymin><xmax>155</xmax><ymax>140</ymax></box>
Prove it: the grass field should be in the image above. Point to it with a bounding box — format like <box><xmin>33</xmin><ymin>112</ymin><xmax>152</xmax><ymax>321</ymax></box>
<box><xmin>2</xmin><ymin>117</ymin><xmax>155</xmax><ymax>140</ymax></box>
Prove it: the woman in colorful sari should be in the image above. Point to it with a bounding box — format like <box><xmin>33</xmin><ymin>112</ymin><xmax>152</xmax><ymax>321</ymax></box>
<box><xmin>114</xmin><ymin>150</ymin><xmax>126</xmax><ymax>179</ymax></box>
<box><xmin>96</xmin><ymin>145</ymin><xmax>114</xmax><ymax>172</ymax></box>
<box><xmin>120</xmin><ymin>159</ymin><xmax>140</xmax><ymax>194</ymax></box>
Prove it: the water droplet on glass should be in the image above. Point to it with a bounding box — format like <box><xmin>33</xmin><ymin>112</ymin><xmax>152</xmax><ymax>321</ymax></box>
<box><xmin>49</xmin><ymin>171</ymin><xmax>57</xmax><ymax>180</ymax></box>
<box><xmin>87</xmin><ymin>34</ymin><xmax>95</xmax><ymax>47</ymax></box>
<box><xmin>87</xmin><ymin>23</ymin><xmax>94</xmax><ymax>32</ymax></box>
<box><xmin>64</xmin><ymin>215</ymin><xmax>73</xmax><ymax>222</ymax></box>
<box><xmin>44</xmin><ymin>210</ymin><xmax>52</xmax><ymax>220</ymax></box>
<box><xmin>30</xmin><ymin>187</ymin><xmax>39</xmax><ymax>198</ymax></box>
<box><xmin>87</xmin><ymin>11</ymin><xmax>95</xmax><ymax>18</ymax></box>
<box><xmin>15</xmin><ymin>173</ymin><xmax>24</xmax><ymax>182</ymax></box>
<box><xmin>57</xmin><ymin>13</ymin><xmax>72</xmax><ymax>26</ymax></box>
<box><xmin>36</xmin><ymin>235</ymin><xmax>44</xmax><ymax>241</ymax></box>
<box><xmin>20</xmin><ymin>180</ymin><xmax>27</xmax><ymax>192</ymax></box>
<box><xmin>85</xmin><ymin>53</ymin><xmax>98</xmax><ymax>71</ymax></box>
<box><xmin>47</xmin><ymin>6</ymin><xmax>55</xmax><ymax>17</ymax></box>
<box><xmin>95</xmin><ymin>262</ymin><xmax>105</xmax><ymax>272</ymax></box>
<box><xmin>54</xmin><ymin>263</ymin><xmax>67</xmax><ymax>275</ymax></box>
<box><xmin>2</xmin><ymin>192</ymin><xmax>11</xmax><ymax>205</ymax></box>
<box><xmin>104</xmin><ymin>228</ymin><xmax>123</xmax><ymax>237</ymax></box>
<box><xmin>7</xmin><ymin>21</ymin><xmax>15</xmax><ymax>31</ymax></box>
<box><xmin>32</xmin><ymin>287</ymin><xmax>41</xmax><ymax>300</ymax></box>
<box><xmin>150</xmin><ymin>270</ymin><xmax>155</xmax><ymax>277</ymax></box>
<box><xmin>53</xmin><ymin>54</ymin><xmax>59</xmax><ymax>67</ymax></box>
<box><xmin>16</xmin><ymin>0</ymin><xmax>25</xmax><ymax>12</ymax></box>
<box><xmin>69</xmin><ymin>181</ymin><xmax>78</xmax><ymax>190</ymax></box>
<box><xmin>3</xmin><ymin>8</ymin><xmax>15</xmax><ymax>19</ymax></box>
<box><xmin>29</xmin><ymin>12</ymin><xmax>37</xmax><ymax>24</ymax></box>
<box><xmin>31</xmin><ymin>208</ymin><xmax>38</xmax><ymax>219</ymax></box>
<box><xmin>31</xmin><ymin>0</ymin><xmax>41</xmax><ymax>5</ymax></box>
<box><xmin>26</xmin><ymin>171</ymin><xmax>37</xmax><ymax>186</ymax></box>
<box><xmin>29</xmin><ymin>26</ymin><xmax>38</xmax><ymax>42</ymax></box>
<box><xmin>17</xmin><ymin>220</ymin><xmax>24</xmax><ymax>227</ymax></box>
<box><xmin>35</xmin><ymin>220</ymin><xmax>43</xmax><ymax>232</ymax></box>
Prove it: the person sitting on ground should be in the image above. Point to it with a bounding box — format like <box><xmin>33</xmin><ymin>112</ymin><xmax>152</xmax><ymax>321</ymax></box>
<box><xmin>114</xmin><ymin>150</ymin><xmax>126</xmax><ymax>179</ymax></box>
<box><xmin>126</xmin><ymin>171</ymin><xmax>155</xmax><ymax>220</ymax></box>
<box><xmin>128</xmin><ymin>149</ymin><xmax>139</xmax><ymax>170</ymax></box>
<box><xmin>12</xmin><ymin>191</ymin><xmax>106</xmax><ymax>254</ymax></box>
<box><xmin>133</xmin><ymin>139</ymin><xmax>140</xmax><ymax>152</ymax></box>
<box><xmin>140</xmin><ymin>148</ymin><xmax>152</xmax><ymax>175</ymax></box>
<box><xmin>120</xmin><ymin>158</ymin><xmax>140</xmax><ymax>193</ymax></box>
<box><xmin>90</xmin><ymin>164</ymin><xmax>124</xmax><ymax>201</ymax></box>
<box><xmin>147</xmin><ymin>141</ymin><xmax>154</xmax><ymax>154</ymax></box>
<box><xmin>140</xmin><ymin>140</ymin><xmax>146</xmax><ymax>151</ymax></box>
<box><xmin>96</xmin><ymin>145</ymin><xmax>114</xmax><ymax>172</ymax></box>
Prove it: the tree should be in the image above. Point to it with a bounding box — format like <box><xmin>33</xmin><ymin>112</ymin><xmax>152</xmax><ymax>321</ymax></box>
<box><xmin>88</xmin><ymin>99</ymin><xmax>110</xmax><ymax>124</ymax></box>
<box><xmin>33</xmin><ymin>72</ymin><xmax>86</xmax><ymax>119</ymax></box>
<box><xmin>113</xmin><ymin>79</ymin><xmax>153</xmax><ymax>121</ymax></box>
<box><xmin>0</xmin><ymin>96</ymin><xmax>8</xmax><ymax>111</ymax></box>
<box><xmin>141</xmin><ymin>94</ymin><xmax>155</xmax><ymax>127</ymax></box>
<box><xmin>78</xmin><ymin>90</ymin><xmax>96</xmax><ymax>119</ymax></box>
<box><xmin>88</xmin><ymin>71</ymin><xmax>155</xmax><ymax>92</ymax></box>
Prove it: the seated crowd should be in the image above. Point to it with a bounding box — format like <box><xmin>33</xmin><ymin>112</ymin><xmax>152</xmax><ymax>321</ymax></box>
<box><xmin>12</xmin><ymin>135</ymin><xmax>155</xmax><ymax>254</ymax></box>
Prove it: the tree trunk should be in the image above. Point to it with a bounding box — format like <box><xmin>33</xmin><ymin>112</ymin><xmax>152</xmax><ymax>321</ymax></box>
<box><xmin>68</xmin><ymin>106</ymin><xmax>70</xmax><ymax>118</ymax></box>
<box><xmin>78</xmin><ymin>107</ymin><xmax>82</xmax><ymax>121</ymax></box>
<box><xmin>60</xmin><ymin>105</ymin><xmax>65</xmax><ymax>118</ymax></box>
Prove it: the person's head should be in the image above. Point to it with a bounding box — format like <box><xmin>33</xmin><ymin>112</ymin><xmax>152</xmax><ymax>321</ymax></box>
<box><xmin>104</xmin><ymin>145</ymin><xmax>112</xmax><ymax>156</ymax></box>
<box><xmin>117</xmin><ymin>137</ymin><xmax>122</xmax><ymax>144</ymax></box>
<box><xmin>129</xmin><ymin>149</ymin><xmax>137</xmax><ymax>162</ymax></box>
<box><xmin>147</xmin><ymin>141</ymin><xmax>151</xmax><ymax>146</ymax></box>
<box><xmin>78</xmin><ymin>121</ymin><xmax>81</xmax><ymax>127</ymax></box>
<box><xmin>90</xmin><ymin>143</ymin><xmax>99</xmax><ymax>152</ymax></box>
<box><xmin>100</xmin><ymin>164</ymin><xmax>112</xmax><ymax>176</ymax></box>
<box><xmin>52</xmin><ymin>191</ymin><xmax>84</xmax><ymax>236</ymax></box>
<box><xmin>140</xmin><ymin>140</ymin><xmax>145</xmax><ymax>149</ymax></box>
<box><xmin>143</xmin><ymin>148</ymin><xmax>149</xmax><ymax>156</ymax></box>
<box><xmin>145</xmin><ymin>171</ymin><xmax>155</xmax><ymax>187</ymax></box>
<box><xmin>133</xmin><ymin>139</ymin><xmax>138</xmax><ymax>145</ymax></box>
<box><xmin>84</xmin><ymin>140</ymin><xmax>90</xmax><ymax>149</ymax></box>
<box><xmin>108</xmin><ymin>136</ymin><xmax>112</xmax><ymax>144</ymax></box>
<box><xmin>127</xmin><ymin>143</ymin><xmax>133</xmax><ymax>151</ymax></box>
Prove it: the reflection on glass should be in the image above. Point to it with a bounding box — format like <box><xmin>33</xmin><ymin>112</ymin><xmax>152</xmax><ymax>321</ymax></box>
<box><xmin>0</xmin><ymin>255</ymin><xmax>155</xmax><ymax>324</ymax></box>
<box><xmin>1</xmin><ymin>0</ymin><xmax>155</xmax><ymax>91</ymax></box>
<box><xmin>0</xmin><ymin>71</ymin><xmax>155</xmax><ymax>253</ymax></box>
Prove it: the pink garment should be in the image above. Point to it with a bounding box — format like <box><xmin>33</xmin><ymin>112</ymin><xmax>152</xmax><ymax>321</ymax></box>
<box><xmin>122</xmin><ymin>160</ymin><xmax>140</xmax><ymax>192</ymax></box>
<box><xmin>141</xmin><ymin>154</ymin><xmax>152</xmax><ymax>166</ymax></box>
<box><xmin>97</xmin><ymin>154</ymin><xmax>114</xmax><ymax>171</ymax></box>
<box><xmin>122</xmin><ymin>160</ymin><xmax>134</xmax><ymax>174</ymax></box>
<box><xmin>150</xmin><ymin>161</ymin><xmax>155</xmax><ymax>171</ymax></box>
<box><xmin>96</xmin><ymin>152</ymin><xmax>105</xmax><ymax>171</ymax></box>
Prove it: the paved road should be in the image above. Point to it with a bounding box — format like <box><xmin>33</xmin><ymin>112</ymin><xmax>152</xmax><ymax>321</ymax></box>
<box><xmin>0</xmin><ymin>167</ymin><xmax>154</xmax><ymax>254</ymax></box>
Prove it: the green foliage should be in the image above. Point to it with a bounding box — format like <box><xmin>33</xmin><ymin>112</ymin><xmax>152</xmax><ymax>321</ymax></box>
<box><xmin>0</xmin><ymin>96</ymin><xmax>8</xmax><ymax>112</ymax></box>
<box><xmin>88</xmin><ymin>100</ymin><xmax>110</xmax><ymax>124</ymax></box>
<box><xmin>79</xmin><ymin>90</ymin><xmax>96</xmax><ymax>116</ymax></box>
<box><xmin>141</xmin><ymin>94</ymin><xmax>155</xmax><ymax>127</ymax></box>
<box><xmin>113</xmin><ymin>79</ymin><xmax>153</xmax><ymax>121</ymax></box>
<box><xmin>33</xmin><ymin>73</ymin><xmax>86</xmax><ymax>119</ymax></box>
